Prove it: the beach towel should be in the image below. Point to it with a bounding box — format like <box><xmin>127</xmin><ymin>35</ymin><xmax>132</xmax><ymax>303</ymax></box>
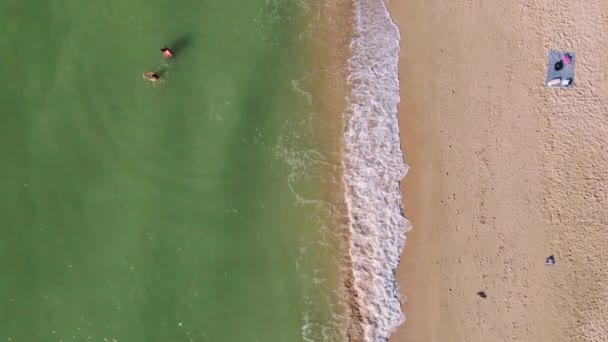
<box><xmin>546</xmin><ymin>50</ymin><xmax>575</xmax><ymax>88</ymax></box>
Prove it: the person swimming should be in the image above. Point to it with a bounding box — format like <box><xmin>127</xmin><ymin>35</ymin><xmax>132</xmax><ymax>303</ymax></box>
<box><xmin>142</xmin><ymin>72</ymin><xmax>160</xmax><ymax>82</ymax></box>
<box><xmin>161</xmin><ymin>47</ymin><xmax>174</xmax><ymax>58</ymax></box>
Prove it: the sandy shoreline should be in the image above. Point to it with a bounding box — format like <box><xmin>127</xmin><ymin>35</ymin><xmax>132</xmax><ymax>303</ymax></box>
<box><xmin>387</xmin><ymin>0</ymin><xmax>608</xmax><ymax>341</ymax></box>
<box><xmin>311</xmin><ymin>1</ymin><xmax>363</xmax><ymax>339</ymax></box>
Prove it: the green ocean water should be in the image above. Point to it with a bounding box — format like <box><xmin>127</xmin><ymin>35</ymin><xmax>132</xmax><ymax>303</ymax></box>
<box><xmin>0</xmin><ymin>0</ymin><xmax>346</xmax><ymax>341</ymax></box>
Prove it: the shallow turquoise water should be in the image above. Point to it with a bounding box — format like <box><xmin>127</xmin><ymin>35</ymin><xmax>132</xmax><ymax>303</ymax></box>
<box><xmin>0</xmin><ymin>0</ymin><xmax>344</xmax><ymax>341</ymax></box>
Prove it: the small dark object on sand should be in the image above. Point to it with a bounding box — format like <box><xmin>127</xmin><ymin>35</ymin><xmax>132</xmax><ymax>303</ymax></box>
<box><xmin>477</xmin><ymin>291</ymin><xmax>487</xmax><ymax>298</ymax></box>
<box><xmin>554</xmin><ymin>60</ymin><xmax>564</xmax><ymax>71</ymax></box>
<box><xmin>546</xmin><ymin>255</ymin><xmax>555</xmax><ymax>266</ymax></box>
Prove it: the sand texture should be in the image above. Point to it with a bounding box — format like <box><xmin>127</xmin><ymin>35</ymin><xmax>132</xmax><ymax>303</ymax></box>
<box><xmin>387</xmin><ymin>0</ymin><xmax>608</xmax><ymax>341</ymax></box>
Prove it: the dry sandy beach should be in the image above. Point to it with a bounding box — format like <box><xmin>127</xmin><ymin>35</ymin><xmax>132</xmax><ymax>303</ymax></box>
<box><xmin>387</xmin><ymin>0</ymin><xmax>608</xmax><ymax>341</ymax></box>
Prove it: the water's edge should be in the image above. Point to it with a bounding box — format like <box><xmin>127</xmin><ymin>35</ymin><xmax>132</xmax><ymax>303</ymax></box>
<box><xmin>343</xmin><ymin>0</ymin><xmax>410</xmax><ymax>340</ymax></box>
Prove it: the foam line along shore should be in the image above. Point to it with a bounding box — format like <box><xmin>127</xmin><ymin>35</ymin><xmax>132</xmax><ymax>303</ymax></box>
<box><xmin>342</xmin><ymin>0</ymin><xmax>410</xmax><ymax>340</ymax></box>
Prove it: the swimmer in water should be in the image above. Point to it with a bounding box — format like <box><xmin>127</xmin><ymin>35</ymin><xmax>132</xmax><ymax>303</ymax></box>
<box><xmin>161</xmin><ymin>47</ymin><xmax>174</xmax><ymax>59</ymax></box>
<box><xmin>142</xmin><ymin>72</ymin><xmax>160</xmax><ymax>82</ymax></box>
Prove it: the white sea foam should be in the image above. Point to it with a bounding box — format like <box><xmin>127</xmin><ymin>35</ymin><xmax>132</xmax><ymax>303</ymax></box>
<box><xmin>344</xmin><ymin>0</ymin><xmax>410</xmax><ymax>340</ymax></box>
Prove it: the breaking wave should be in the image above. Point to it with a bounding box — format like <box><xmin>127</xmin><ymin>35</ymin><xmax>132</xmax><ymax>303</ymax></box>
<box><xmin>343</xmin><ymin>0</ymin><xmax>410</xmax><ymax>340</ymax></box>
